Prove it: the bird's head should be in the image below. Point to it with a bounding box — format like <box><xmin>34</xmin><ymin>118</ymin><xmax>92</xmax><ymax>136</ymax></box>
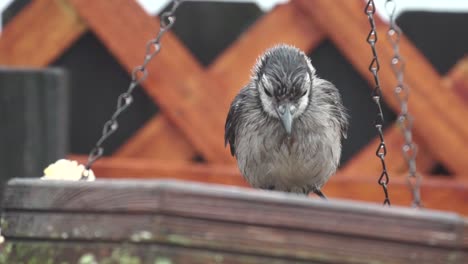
<box><xmin>253</xmin><ymin>44</ymin><xmax>315</xmax><ymax>136</ymax></box>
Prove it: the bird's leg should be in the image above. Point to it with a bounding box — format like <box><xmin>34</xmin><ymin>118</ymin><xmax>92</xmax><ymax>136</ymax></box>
<box><xmin>312</xmin><ymin>189</ymin><xmax>328</xmax><ymax>200</ymax></box>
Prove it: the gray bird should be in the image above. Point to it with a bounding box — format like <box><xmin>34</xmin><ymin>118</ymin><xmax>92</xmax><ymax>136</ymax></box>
<box><xmin>224</xmin><ymin>44</ymin><xmax>349</xmax><ymax>199</ymax></box>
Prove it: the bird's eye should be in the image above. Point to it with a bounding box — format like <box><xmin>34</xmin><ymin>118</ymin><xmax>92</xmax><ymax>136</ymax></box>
<box><xmin>264</xmin><ymin>87</ymin><xmax>273</xmax><ymax>97</ymax></box>
<box><xmin>301</xmin><ymin>89</ymin><xmax>307</xmax><ymax>97</ymax></box>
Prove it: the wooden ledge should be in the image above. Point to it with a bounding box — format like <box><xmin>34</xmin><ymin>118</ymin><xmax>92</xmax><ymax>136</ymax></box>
<box><xmin>67</xmin><ymin>154</ymin><xmax>468</xmax><ymax>215</ymax></box>
<box><xmin>2</xmin><ymin>178</ymin><xmax>467</xmax><ymax>263</ymax></box>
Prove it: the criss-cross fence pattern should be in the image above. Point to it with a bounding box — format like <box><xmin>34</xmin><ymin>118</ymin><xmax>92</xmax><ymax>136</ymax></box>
<box><xmin>1</xmin><ymin>0</ymin><xmax>468</xmax><ymax>214</ymax></box>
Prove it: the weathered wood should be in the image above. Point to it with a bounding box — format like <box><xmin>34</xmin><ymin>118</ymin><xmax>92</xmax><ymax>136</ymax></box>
<box><xmin>0</xmin><ymin>0</ymin><xmax>86</xmax><ymax>66</ymax></box>
<box><xmin>69</xmin><ymin>155</ymin><xmax>468</xmax><ymax>215</ymax></box>
<box><xmin>3</xmin><ymin>214</ymin><xmax>466</xmax><ymax>263</ymax></box>
<box><xmin>295</xmin><ymin>0</ymin><xmax>468</xmax><ymax>176</ymax></box>
<box><xmin>0</xmin><ymin>242</ymin><xmax>312</xmax><ymax>264</ymax></box>
<box><xmin>0</xmin><ymin>68</ymin><xmax>68</xmax><ymax>184</ymax></box>
<box><xmin>2</xmin><ymin>179</ymin><xmax>467</xmax><ymax>263</ymax></box>
<box><xmin>68</xmin><ymin>0</ymin><xmax>234</xmax><ymax>163</ymax></box>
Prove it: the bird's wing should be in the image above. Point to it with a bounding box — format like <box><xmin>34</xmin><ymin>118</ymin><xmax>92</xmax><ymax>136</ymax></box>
<box><xmin>224</xmin><ymin>86</ymin><xmax>249</xmax><ymax>156</ymax></box>
<box><xmin>317</xmin><ymin>79</ymin><xmax>350</xmax><ymax>139</ymax></box>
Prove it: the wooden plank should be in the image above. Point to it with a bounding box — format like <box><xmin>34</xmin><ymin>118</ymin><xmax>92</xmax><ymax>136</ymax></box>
<box><xmin>115</xmin><ymin>115</ymin><xmax>198</xmax><ymax>160</ymax></box>
<box><xmin>295</xmin><ymin>0</ymin><xmax>468</xmax><ymax>176</ymax></box>
<box><xmin>3</xmin><ymin>213</ymin><xmax>465</xmax><ymax>264</ymax></box>
<box><xmin>4</xmin><ymin>208</ymin><xmax>464</xmax><ymax>249</ymax></box>
<box><xmin>68</xmin><ymin>0</ymin><xmax>233</xmax><ymax>163</ymax></box>
<box><xmin>117</xmin><ymin>3</ymin><xmax>325</xmax><ymax>160</ymax></box>
<box><xmin>69</xmin><ymin>155</ymin><xmax>468</xmax><ymax>215</ymax></box>
<box><xmin>1</xmin><ymin>241</ymin><xmax>302</xmax><ymax>264</ymax></box>
<box><xmin>0</xmin><ymin>0</ymin><xmax>86</xmax><ymax>66</ymax></box>
<box><xmin>2</xmin><ymin>179</ymin><xmax>467</xmax><ymax>264</ymax></box>
<box><xmin>5</xmin><ymin>179</ymin><xmax>466</xmax><ymax>246</ymax></box>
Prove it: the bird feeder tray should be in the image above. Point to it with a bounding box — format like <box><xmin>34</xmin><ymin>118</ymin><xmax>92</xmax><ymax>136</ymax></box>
<box><xmin>1</xmin><ymin>178</ymin><xmax>467</xmax><ymax>263</ymax></box>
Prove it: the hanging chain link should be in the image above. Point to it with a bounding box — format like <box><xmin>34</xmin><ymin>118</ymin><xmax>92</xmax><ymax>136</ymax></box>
<box><xmin>385</xmin><ymin>0</ymin><xmax>422</xmax><ymax>207</ymax></box>
<box><xmin>364</xmin><ymin>0</ymin><xmax>391</xmax><ymax>206</ymax></box>
<box><xmin>82</xmin><ymin>0</ymin><xmax>183</xmax><ymax>178</ymax></box>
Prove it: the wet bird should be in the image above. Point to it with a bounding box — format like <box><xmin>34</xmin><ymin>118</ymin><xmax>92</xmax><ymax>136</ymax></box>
<box><xmin>224</xmin><ymin>44</ymin><xmax>348</xmax><ymax>199</ymax></box>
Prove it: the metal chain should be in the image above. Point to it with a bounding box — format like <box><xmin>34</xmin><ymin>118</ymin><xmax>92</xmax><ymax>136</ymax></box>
<box><xmin>385</xmin><ymin>0</ymin><xmax>422</xmax><ymax>207</ymax></box>
<box><xmin>82</xmin><ymin>0</ymin><xmax>183</xmax><ymax>178</ymax></box>
<box><xmin>364</xmin><ymin>0</ymin><xmax>391</xmax><ymax>206</ymax></box>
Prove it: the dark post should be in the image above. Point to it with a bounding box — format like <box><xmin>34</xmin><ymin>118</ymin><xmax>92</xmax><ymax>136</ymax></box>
<box><xmin>0</xmin><ymin>67</ymin><xmax>69</xmax><ymax>186</ymax></box>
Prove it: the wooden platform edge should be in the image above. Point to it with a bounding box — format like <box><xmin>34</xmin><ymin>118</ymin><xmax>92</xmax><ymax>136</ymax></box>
<box><xmin>2</xmin><ymin>178</ymin><xmax>467</xmax><ymax>246</ymax></box>
<box><xmin>2</xmin><ymin>178</ymin><xmax>467</xmax><ymax>263</ymax></box>
<box><xmin>64</xmin><ymin>154</ymin><xmax>468</xmax><ymax>215</ymax></box>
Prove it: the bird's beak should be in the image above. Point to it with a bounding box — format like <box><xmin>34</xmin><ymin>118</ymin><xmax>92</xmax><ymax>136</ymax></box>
<box><xmin>277</xmin><ymin>102</ymin><xmax>293</xmax><ymax>136</ymax></box>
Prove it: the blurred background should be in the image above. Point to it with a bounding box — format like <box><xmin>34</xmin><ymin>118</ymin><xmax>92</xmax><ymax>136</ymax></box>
<box><xmin>0</xmin><ymin>0</ymin><xmax>467</xmax><ymax>211</ymax></box>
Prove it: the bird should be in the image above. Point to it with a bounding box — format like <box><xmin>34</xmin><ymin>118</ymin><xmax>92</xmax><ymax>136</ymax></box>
<box><xmin>224</xmin><ymin>44</ymin><xmax>349</xmax><ymax>199</ymax></box>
